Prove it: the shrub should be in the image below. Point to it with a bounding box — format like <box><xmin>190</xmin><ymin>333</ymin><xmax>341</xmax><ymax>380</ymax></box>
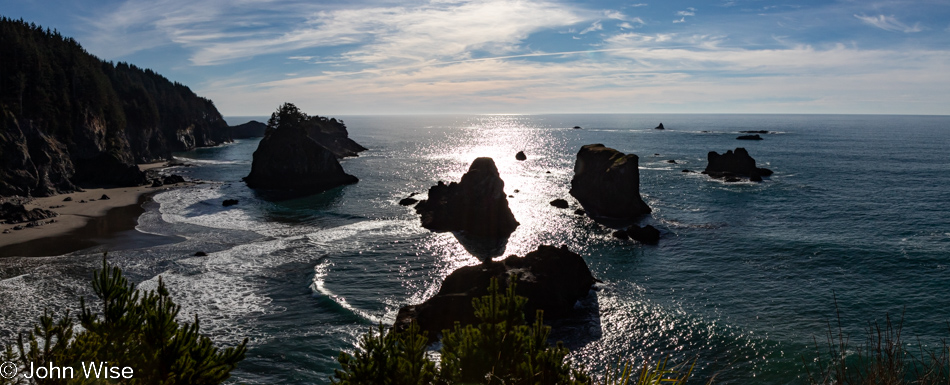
<box><xmin>1</xmin><ymin>256</ymin><xmax>247</xmax><ymax>385</ymax></box>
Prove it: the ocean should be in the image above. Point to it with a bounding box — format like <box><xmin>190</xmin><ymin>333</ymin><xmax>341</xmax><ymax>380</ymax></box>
<box><xmin>1</xmin><ymin>114</ymin><xmax>948</xmax><ymax>384</ymax></box>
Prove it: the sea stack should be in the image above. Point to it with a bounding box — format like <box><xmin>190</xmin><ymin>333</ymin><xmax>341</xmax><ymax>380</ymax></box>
<box><xmin>243</xmin><ymin>103</ymin><xmax>359</xmax><ymax>192</ymax></box>
<box><xmin>414</xmin><ymin>157</ymin><xmax>518</xmax><ymax>238</ymax></box>
<box><xmin>703</xmin><ymin>147</ymin><xmax>773</xmax><ymax>181</ymax></box>
<box><xmin>569</xmin><ymin>144</ymin><xmax>651</xmax><ymax>222</ymax></box>
<box><xmin>394</xmin><ymin>244</ymin><xmax>596</xmax><ymax>340</ymax></box>
<box><xmin>655</xmin><ymin>123</ymin><xmax>665</xmax><ymax>129</ymax></box>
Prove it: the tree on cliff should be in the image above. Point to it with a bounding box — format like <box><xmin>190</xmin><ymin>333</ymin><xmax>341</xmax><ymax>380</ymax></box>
<box><xmin>0</xmin><ymin>257</ymin><xmax>247</xmax><ymax>385</ymax></box>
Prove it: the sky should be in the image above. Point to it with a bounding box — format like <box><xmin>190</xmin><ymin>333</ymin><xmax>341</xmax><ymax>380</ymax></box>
<box><xmin>2</xmin><ymin>0</ymin><xmax>949</xmax><ymax>116</ymax></box>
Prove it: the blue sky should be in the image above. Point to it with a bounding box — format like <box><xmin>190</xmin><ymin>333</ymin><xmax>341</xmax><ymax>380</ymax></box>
<box><xmin>3</xmin><ymin>0</ymin><xmax>949</xmax><ymax>115</ymax></box>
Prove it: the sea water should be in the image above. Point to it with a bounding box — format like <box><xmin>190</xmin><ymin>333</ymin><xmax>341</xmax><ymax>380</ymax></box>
<box><xmin>1</xmin><ymin>114</ymin><xmax>948</xmax><ymax>384</ymax></box>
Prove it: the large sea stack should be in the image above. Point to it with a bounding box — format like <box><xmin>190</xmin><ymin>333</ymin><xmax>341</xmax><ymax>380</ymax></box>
<box><xmin>394</xmin><ymin>244</ymin><xmax>596</xmax><ymax>340</ymax></box>
<box><xmin>229</xmin><ymin>120</ymin><xmax>267</xmax><ymax>139</ymax></box>
<box><xmin>243</xmin><ymin>103</ymin><xmax>359</xmax><ymax>192</ymax></box>
<box><xmin>414</xmin><ymin>157</ymin><xmax>518</xmax><ymax>238</ymax></box>
<box><xmin>569</xmin><ymin>144</ymin><xmax>651</xmax><ymax>222</ymax></box>
<box><xmin>0</xmin><ymin>18</ymin><xmax>231</xmax><ymax>196</ymax></box>
<box><xmin>703</xmin><ymin>147</ymin><xmax>773</xmax><ymax>181</ymax></box>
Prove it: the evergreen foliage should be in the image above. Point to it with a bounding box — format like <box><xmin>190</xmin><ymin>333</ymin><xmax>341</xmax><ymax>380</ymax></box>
<box><xmin>332</xmin><ymin>276</ymin><xmax>591</xmax><ymax>385</ymax></box>
<box><xmin>0</xmin><ymin>256</ymin><xmax>247</xmax><ymax>385</ymax></box>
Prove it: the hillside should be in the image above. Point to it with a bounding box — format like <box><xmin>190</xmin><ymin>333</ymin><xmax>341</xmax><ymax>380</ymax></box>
<box><xmin>0</xmin><ymin>17</ymin><xmax>231</xmax><ymax>196</ymax></box>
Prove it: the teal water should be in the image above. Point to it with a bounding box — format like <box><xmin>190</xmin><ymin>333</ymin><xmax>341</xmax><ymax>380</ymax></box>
<box><xmin>1</xmin><ymin>114</ymin><xmax>948</xmax><ymax>384</ymax></box>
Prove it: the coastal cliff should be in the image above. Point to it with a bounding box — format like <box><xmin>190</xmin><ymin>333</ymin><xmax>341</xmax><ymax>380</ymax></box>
<box><xmin>0</xmin><ymin>17</ymin><xmax>231</xmax><ymax>197</ymax></box>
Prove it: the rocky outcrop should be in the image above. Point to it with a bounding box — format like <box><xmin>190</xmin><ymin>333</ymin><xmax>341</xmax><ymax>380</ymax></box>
<box><xmin>414</xmin><ymin>157</ymin><xmax>518</xmax><ymax>238</ymax></box>
<box><xmin>394</xmin><ymin>245</ymin><xmax>596</xmax><ymax>339</ymax></box>
<box><xmin>515</xmin><ymin>151</ymin><xmax>527</xmax><ymax>161</ymax></box>
<box><xmin>229</xmin><ymin>120</ymin><xmax>267</xmax><ymax>139</ymax></box>
<box><xmin>655</xmin><ymin>123</ymin><xmax>665</xmax><ymax>130</ymax></box>
<box><xmin>569</xmin><ymin>144</ymin><xmax>651</xmax><ymax>223</ymax></box>
<box><xmin>0</xmin><ymin>202</ymin><xmax>57</xmax><ymax>224</ymax></box>
<box><xmin>550</xmin><ymin>199</ymin><xmax>569</xmax><ymax>209</ymax></box>
<box><xmin>703</xmin><ymin>148</ymin><xmax>773</xmax><ymax>181</ymax></box>
<box><xmin>243</xmin><ymin>104</ymin><xmax>359</xmax><ymax>192</ymax></box>
<box><xmin>615</xmin><ymin>224</ymin><xmax>661</xmax><ymax>244</ymax></box>
<box><xmin>303</xmin><ymin>117</ymin><xmax>367</xmax><ymax>158</ymax></box>
<box><xmin>736</xmin><ymin>134</ymin><xmax>763</xmax><ymax>140</ymax></box>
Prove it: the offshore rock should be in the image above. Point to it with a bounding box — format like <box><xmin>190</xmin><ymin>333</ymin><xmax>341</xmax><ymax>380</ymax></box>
<box><xmin>569</xmin><ymin>144</ymin><xmax>651</xmax><ymax>223</ymax></box>
<box><xmin>736</xmin><ymin>134</ymin><xmax>763</xmax><ymax>140</ymax></box>
<box><xmin>414</xmin><ymin>157</ymin><xmax>519</xmax><ymax>238</ymax></box>
<box><xmin>303</xmin><ymin>117</ymin><xmax>367</xmax><ymax>158</ymax></box>
<box><xmin>243</xmin><ymin>103</ymin><xmax>359</xmax><ymax>192</ymax></box>
<box><xmin>655</xmin><ymin>123</ymin><xmax>665</xmax><ymax>130</ymax></box>
<box><xmin>703</xmin><ymin>147</ymin><xmax>773</xmax><ymax>181</ymax></box>
<box><xmin>229</xmin><ymin>120</ymin><xmax>267</xmax><ymax>139</ymax></box>
<box><xmin>394</xmin><ymin>245</ymin><xmax>596</xmax><ymax>340</ymax></box>
<box><xmin>515</xmin><ymin>151</ymin><xmax>527</xmax><ymax>161</ymax></box>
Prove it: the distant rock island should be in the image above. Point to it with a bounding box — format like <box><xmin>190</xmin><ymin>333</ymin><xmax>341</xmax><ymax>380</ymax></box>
<box><xmin>243</xmin><ymin>103</ymin><xmax>361</xmax><ymax>192</ymax></box>
<box><xmin>569</xmin><ymin>144</ymin><xmax>651</xmax><ymax>223</ymax></box>
<box><xmin>703</xmin><ymin>147</ymin><xmax>773</xmax><ymax>182</ymax></box>
<box><xmin>414</xmin><ymin>157</ymin><xmax>519</xmax><ymax>238</ymax></box>
<box><xmin>737</xmin><ymin>134</ymin><xmax>763</xmax><ymax>140</ymax></box>
<box><xmin>655</xmin><ymin>123</ymin><xmax>665</xmax><ymax>130</ymax></box>
<box><xmin>229</xmin><ymin>120</ymin><xmax>267</xmax><ymax>139</ymax></box>
<box><xmin>394</xmin><ymin>244</ymin><xmax>596</xmax><ymax>340</ymax></box>
<box><xmin>0</xmin><ymin>18</ymin><xmax>230</xmax><ymax>197</ymax></box>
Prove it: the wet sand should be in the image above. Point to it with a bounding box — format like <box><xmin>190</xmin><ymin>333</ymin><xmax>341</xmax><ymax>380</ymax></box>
<box><xmin>0</xmin><ymin>162</ymin><xmax>188</xmax><ymax>257</ymax></box>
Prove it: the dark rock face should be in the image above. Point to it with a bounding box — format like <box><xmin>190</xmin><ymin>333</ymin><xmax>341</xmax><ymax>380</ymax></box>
<box><xmin>0</xmin><ymin>202</ymin><xmax>57</xmax><ymax>224</ymax></box>
<box><xmin>194</xmin><ymin>251</ymin><xmax>208</xmax><ymax>256</ymax></box>
<box><xmin>573</xmin><ymin>126</ymin><xmax>582</xmax><ymax>129</ymax></box>
<box><xmin>703</xmin><ymin>147</ymin><xmax>773</xmax><ymax>181</ymax></box>
<box><xmin>655</xmin><ymin>123</ymin><xmax>665</xmax><ymax>129</ymax></box>
<box><xmin>737</xmin><ymin>134</ymin><xmax>763</xmax><ymax>140</ymax></box>
<box><xmin>303</xmin><ymin>118</ymin><xmax>367</xmax><ymax>159</ymax></box>
<box><xmin>569</xmin><ymin>144</ymin><xmax>651</xmax><ymax>222</ymax></box>
<box><xmin>414</xmin><ymin>158</ymin><xmax>518</xmax><ymax>238</ymax></box>
<box><xmin>550</xmin><ymin>199</ymin><xmax>569</xmax><ymax>209</ymax></box>
<box><xmin>739</xmin><ymin>130</ymin><xmax>770</xmax><ymax>134</ymax></box>
<box><xmin>394</xmin><ymin>245</ymin><xmax>596</xmax><ymax>340</ymax></box>
<box><xmin>624</xmin><ymin>224</ymin><xmax>661</xmax><ymax>244</ymax></box>
<box><xmin>515</xmin><ymin>151</ymin><xmax>527</xmax><ymax>161</ymax></box>
<box><xmin>243</xmin><ymin>104</ymin><xmax>359</xmax><ymax>192</ymax></box>
<box><xmin>100</xmin><ymin>194</ymin><xmax>110</xmax><ymax>200</ymax></box>
<box><xmin>151</xmin><ymin>179</ymin><xmax>164</xmax><ymax>188</ymax></box>
<box><xmin>162</xmin><ymin>175</ymin><xmax>185</xmax><ymax>184</ymax></box>
<box><xmin>399</xmin><ymin>197</ymin><xmax>419</xmax><ymax>206</ymax></box>
<box><xmin>229</xmin><ymin>120</ymin><xmax>267</xmax><ymax>139</ymax></box>
<box><xmin>222</xmin><ymin>199</ymin><xmax>238</xmax><ymax>207</ymax></box>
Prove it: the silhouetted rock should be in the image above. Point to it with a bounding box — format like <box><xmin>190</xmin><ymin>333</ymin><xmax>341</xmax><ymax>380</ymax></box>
<box><xmin>667</xmin><ymin>160</ymin><xmax>677</xmax><ymax>164</ymax></box>
<box><xmin>194</xmin><ymin>251</ymin><xmax>208</xmax><ymax>256</ymax></box>
<box><xmin>550</xmin><ymin>198</ymin><xmax>569</xmax><ymax>209</ymax></box>
<box><xmin>244</xmin><ymin>103</ymin><xmax>359</xmax><ymax>192</ymax></box>
<box><xmin>703</xmin><ymin>147</ymin><xmax>773</xmax><ymax>181</ymax></box>
<box><xmin>1</xmin><ymin>202</ymin><xmax>58</xmax><ymax>224</ymax></box>
<box><xmin>569</xmin><ymin>144</ymin><xmax>651</xmax><ymax>223</ymax></box>
<box><xmin>394</xmin><ymin>244</ymin><xmax>596</xmax><ymax>340</ymax></box>
<box><xmin>151</xmin><ymin>179</ymin><xmax>164</xmax><ymax>187</ymax></box>
<box><xmin>574</xmin><ymin>209</ymin><xmax>586</xmax><ymax>216</ymax></box>
<box><xmin>737</xmin><ymin>134</ymin><xmax>763</xmax><ymax>140</ymax></box>
<box><xmin>612</xmin><ymin>230</ymin><xmax>629</xmax><ymax>240</ymax></box>
<box><xmin>655</xmin><ymin>123</ymin><xmax>665</xmax><ymax>130</ymax></box>
<box><xmin>99</xmin><ymin>194</ymin><xmax>110</xmax><ymax>200</ymax></box>
<box><xmin>63</xmin><ymin>197</ymin><xmax>72</xmax><ymax>202</ymax></box>
<box><xmin>222</xmin><ymin>199</ymin><xmax>238</xmax><ymax>207</ymax></box>
<box><xmin>682</xmin><ymin>169</ymin><xmax>692</xmax><ymax>173</ymax></box>
<box><xmin>399</xmin><ymin>197</ymin><xmax>419</xmax><ymax>206</ymax></box>
<box><xmin>625</xmin><ymin>224</ymin><xmax>660</xmax><ymax>244</ymax></box>
<box><xmin>162</xmin><ymin>174</ymin><xmax>185</xmax><ymax>184</ymax></box>
<box><xmin>229</xmin><ymin>120</ymin><xmax>267</xmax><ymax>139</ymax></box>
<box><xmin>414</xmin><ymin>157</ymin><xmax>518</xmax><ymax>238</ymax></box>
<box><xmin>739</xmin><ymin>130</ymin><xmax>770</xmax><ymax>134</ymax></box>
<box><xmin>573</xmin><ymin>126</ymin><xmax>582</xmax><ymax>129</ymax></box>
<box><xmin>515</xmin><ymin>151</ymin><xmax>527</xmax><ymax>161</ymax></box>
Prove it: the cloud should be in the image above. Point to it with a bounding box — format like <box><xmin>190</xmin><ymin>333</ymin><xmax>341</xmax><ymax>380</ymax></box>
<box><xmin>630</xmin><ymin>3</ymin><xmax>648</xmax><ymax>7</ymax></box>
<box><xmin>82</xmin><ymin>0</ymin><xmax>586</xmax><ymax>65</ymax></box>
<box><xmin>580</xmin><ymin>21</ymin><xmax>604</xmax><ymax>34</ymax></box>
<box><xmin>677</xmin><ymin>9</ymin><xmax>696</xmax><ymax>17</ymax></box>
<box><xmin>854</xmin><ymin>14</ymin><xmax>922</xmax><ymax>33</ymax></box>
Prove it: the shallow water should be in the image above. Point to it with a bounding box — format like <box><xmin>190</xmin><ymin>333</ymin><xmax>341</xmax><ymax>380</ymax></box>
<box><xmin>1</xmin><ymin>114</ymin><xmax>948</xmax><ymax>384</ymax></box>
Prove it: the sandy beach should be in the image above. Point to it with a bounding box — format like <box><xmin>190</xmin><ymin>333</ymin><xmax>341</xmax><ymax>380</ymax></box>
<box><xmin>0</xmin><ymin>162</ymin><xmax>190</xmax><ymax>256</ymax></box>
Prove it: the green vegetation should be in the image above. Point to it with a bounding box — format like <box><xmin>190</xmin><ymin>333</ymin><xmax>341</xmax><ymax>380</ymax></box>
<box><xmin>804</xmin><ymin>308</ymin><xmax>950</xmax><ymax>385</ymax></box>
<box><xmin>0</xmin><ymin>257</ymin><xmax>247</xmax><ymax>385</ymax></box>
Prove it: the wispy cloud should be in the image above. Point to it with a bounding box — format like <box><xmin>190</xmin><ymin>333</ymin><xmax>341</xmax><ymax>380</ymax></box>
<box><xmin>674</xmin><ymin>7</ymin><xmax>696</xmax><ymax>23</ymax></box>
<box><xmin>580</xmin><ymin>21</ymin><xmax>604</xmax><ymax>34</ymax></box>
<box><xmin>854</xmin><ymin>14</ymin><xmax>922</xmax><ymax>33</ymax></box>
<box><xmin>630</xmin><ymin>3</ymin><xmax>648</xmax><ymax>7</ymax></box>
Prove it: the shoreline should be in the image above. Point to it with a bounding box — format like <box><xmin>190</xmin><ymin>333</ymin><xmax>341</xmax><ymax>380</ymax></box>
<box><xmin>0</xmin><ymin>162</ymin><xmax>190</xmax><ymax>257</ymax></box>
